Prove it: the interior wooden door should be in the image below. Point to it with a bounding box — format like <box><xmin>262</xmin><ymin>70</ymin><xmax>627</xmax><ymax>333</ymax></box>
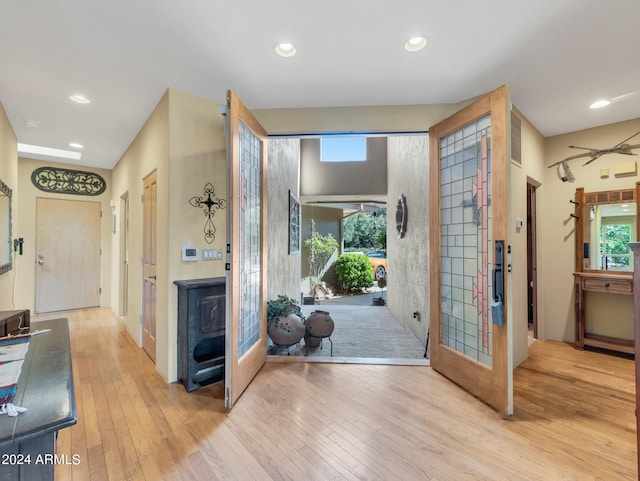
<box><xmin>119</xmin><ymin>192</ymin><xmax>130</xmax><ymax>317</ymax></box>
<box><xmin>35</xmin><ymin>198</ymin><xmax>101</xmax><ymax>313</ymax></box>
<box><xmin>429</xmin><ymin>85</ymin><xmax>512</xmax><ymax>416</ymax></box>
<box><xmin>142</xmin><ymin>172</ymin><xmax>157</xmax><ymax>363</ymax></box>
<box><xmin>225</xmin><ymin>90</ymin><xmax>268</xmax><ymax>409</ymax></box>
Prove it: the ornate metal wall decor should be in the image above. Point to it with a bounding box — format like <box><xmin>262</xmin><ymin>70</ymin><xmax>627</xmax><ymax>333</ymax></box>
<box><xmin>189</xmin><ymin>183</ymin><xmax>227</xmax><ymax>244</ymax></box>
<box><xmin>395</xmin><ymin>194</ymin><xmax>407</xmax><ymax>238</ymax></box>
<box><xmin>289</xmin><ymin>190</ymin><xmax>300</xmax><ymax>254</ymax></box>
<box><xmin>31</xmin><ymin>166</ymin><xmax>107</xmax><ymax>196</ymax></box>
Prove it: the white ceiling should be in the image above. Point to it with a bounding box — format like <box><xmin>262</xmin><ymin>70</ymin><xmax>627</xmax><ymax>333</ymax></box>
<box><xmin>1</xmin><ymin>0</ymin><xmax>639</xmax><ymax>169</ymax></box>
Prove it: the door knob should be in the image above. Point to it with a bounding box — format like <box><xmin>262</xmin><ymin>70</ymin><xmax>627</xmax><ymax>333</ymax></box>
<box><xmin>37</xmin><ymin>254</ymin><xmax>44</xmax><ymax>264</ymax></box>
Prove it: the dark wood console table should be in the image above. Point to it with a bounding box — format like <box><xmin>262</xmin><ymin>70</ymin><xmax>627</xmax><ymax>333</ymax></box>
<box><xmin>0</xmin><ymin>318</ymin><xmax>76</xmax><ymax>481</ymax></box>
<box><xmin>0</xmin><ymin>310</ymin><xmax>30</xmax><ymax>337</ymax></box>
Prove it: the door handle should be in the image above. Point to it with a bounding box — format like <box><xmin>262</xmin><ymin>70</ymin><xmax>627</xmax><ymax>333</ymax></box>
<box><xmin>149</xmin><ymin>275</ymin><xmax>156</xmax><ymax>280</ymax></box>
<box><xmin>37</xmin><ymin>254</ymin><xmax>44</xmax><ymax>265</ymax></box>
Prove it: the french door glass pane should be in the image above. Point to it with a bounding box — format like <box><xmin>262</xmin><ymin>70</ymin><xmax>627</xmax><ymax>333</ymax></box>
<box><xmin>238</xmin><ymin>121</ymin><xmax>262</xmax><ymax>357</ymax></box>
<box><xmin>439</xmin><ymin>115</ymin><xmax>492</xmax><ymax>366</ymax></box>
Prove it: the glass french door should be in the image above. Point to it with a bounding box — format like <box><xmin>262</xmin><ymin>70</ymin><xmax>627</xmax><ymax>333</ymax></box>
<box><xmin>429</xmin><ymin>85</ymin><xmax>513</xmax><ymax>416</ymax></box>
<box><xmin>225</xmin><ymin>90</ymin><xmax>268</xmax><ymax>409</ymax></box>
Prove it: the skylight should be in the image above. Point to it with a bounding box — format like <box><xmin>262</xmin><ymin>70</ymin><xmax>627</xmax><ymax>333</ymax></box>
<box><xmin>17</xmin><ymin>143</ymin><xmax>82</xmax><ymax>161</ymax></box>
<box><xmin>320</xmin><ymin>136</ymin><xmax>367</xmax><ymax>162</ymax></box>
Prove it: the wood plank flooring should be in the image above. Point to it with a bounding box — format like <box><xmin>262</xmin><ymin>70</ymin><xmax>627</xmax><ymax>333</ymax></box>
<box><xmin>33</xmin><ymin>308</ymin><xmax>636</xmax><ymax>480</ymax></box>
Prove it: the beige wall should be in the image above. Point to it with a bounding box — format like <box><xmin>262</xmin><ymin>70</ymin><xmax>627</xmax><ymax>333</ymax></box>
<box><xmin>111</xmin><ymin>89</ymin><xmax>227</xmax><ymax>382</ymax></box>
<box><xmin>14</xmin><ymin>158</ymin><xmax>113</xmax><ymax>313</ymax></box>
<box><xmin>0</xmin><ymin>103</ymin><xmax>17</xmax><ymax>310</ymax></box>
<box><xmin>167</xmin><ymin>89</ymin><xmax>228</xmax><ymax>381</ymax></box>
<box><xmin>254</xmin><ymin>104</ymin><xmax>457</xmax><ymax>135</ymax></box>
<box><xmin>542</xmin><ymin>117</ymin><xmax>640</xmax><ymax>343</ymax></box>
<box><xmin>509</xmin><ymin>109</ymin><xmax>546</xmax><ymax>366</ymax></box>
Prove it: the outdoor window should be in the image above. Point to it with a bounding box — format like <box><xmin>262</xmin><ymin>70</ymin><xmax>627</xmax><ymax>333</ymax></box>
<box><xmin>599</xmin><ymin>220</ymin><xmax>633</xmax><ymax>270</ymax></box>
<box><xmin>320</xmin><ymin>136</ymin><xmax>367</xmax><ymax>162</ymax></box>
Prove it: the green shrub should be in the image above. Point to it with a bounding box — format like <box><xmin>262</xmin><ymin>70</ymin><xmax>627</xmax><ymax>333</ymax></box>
<box><xmin>335</xmin><ymin>253</ymin><xmax>374</xmax><ymax>291</ymax></box>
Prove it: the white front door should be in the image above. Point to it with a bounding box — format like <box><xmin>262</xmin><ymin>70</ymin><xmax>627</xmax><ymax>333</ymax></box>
<box><xmin>35</xmin><ymin>198</ymin><xmax>101</xmax><ymax>313</ymax></box>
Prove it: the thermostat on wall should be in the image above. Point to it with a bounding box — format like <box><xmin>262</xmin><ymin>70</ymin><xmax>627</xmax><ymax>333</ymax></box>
<box><xmin>182</xmin><ymin>242</ymin><xmax>199</xmax><ymax>262</ymax></box>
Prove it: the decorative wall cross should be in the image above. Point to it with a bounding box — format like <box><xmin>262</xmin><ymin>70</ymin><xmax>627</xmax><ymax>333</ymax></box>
<box><xmin>189</xmin><ymin>183</ymin><xmax>227</xmax><ymax>244</ymax></box>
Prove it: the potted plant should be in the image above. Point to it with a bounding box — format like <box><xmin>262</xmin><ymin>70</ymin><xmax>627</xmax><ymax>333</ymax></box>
<box><xmin>266</xmin><ymin>295</ymin><xmax>306</xmax><ymax>349</ymax></box>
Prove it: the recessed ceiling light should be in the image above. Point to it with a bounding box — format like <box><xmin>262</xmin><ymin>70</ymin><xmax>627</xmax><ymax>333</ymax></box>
<box><xmin>274</xmin><ymin>42</ymin><xmax>296</xmax><ymax>57</ymax></box>
<box><xmin>69</xmin><ymin>142</ymin><xmax>84</xmax><ymax>149</ymax></box>
<box><xmin>24</xmin><ymin>120</ymin><xmax>40</xmax><ymax>128</ymax></box>
<box><xmin>590</xmin><ymin>99</ymin><xmax>610</xmax><ymax>109</ymax></box>
<box><xmin>69</xmin><ymin>94</ymin><xmax>91</xmax><ymax>104</ymax></box>
<box><xmin>404</xmin><ymin>35</ymin><xmax>429</xmax><ymax>52</ymax></box>
<box><xmin>17</xmin><ymin>143</ymin><xmax>82</xmax><ymax>161</ymax></box>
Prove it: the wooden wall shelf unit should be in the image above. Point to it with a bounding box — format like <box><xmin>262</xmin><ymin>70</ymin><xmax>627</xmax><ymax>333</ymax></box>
<box><xmin>573</xmin><ymin>184</ymin><xmax>640</xmax><ymax>356</ymax></box>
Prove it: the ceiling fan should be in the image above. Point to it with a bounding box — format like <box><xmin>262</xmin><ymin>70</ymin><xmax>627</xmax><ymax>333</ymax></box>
<box><xmin>548</xmin><ymin>130</ymin><xmax>640</xmax><ymax>169</ymax></box>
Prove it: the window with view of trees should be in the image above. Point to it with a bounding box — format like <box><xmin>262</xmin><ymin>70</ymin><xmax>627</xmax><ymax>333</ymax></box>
<box><xmin>599</xmin><ymin>222</ymin><xmax>632</xmax><ymax>269</ymax></box>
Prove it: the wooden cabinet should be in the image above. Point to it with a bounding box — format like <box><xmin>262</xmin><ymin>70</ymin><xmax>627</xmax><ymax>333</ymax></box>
<box><xmin>0</xmin><ymin>310</ymin><xmax>30</xmax><ymax>337</ymax></box>
<box><xmin>174</xmin><ymin>278</ymin><xmax>226</xmax><ymax>392</ymax></box>
<box><xmin>574</xmin><ymin>272</ymin><xmax>634</xmax><ymax>354</ymax></box>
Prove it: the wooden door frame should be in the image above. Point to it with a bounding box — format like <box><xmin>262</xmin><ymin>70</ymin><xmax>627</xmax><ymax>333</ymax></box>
<box><xmin>527</xmin><ymin>181</ymin><xmax>539</xmax><ymax>339</ymax></box>
<box><xmin>429</xmin><ymin>85</ymin><xmax>512</xmax><ymax>417</ymax></box>
<box><xmin>142</xmin><ymin>171</ymin><xmax>157</xmax><ymax>363</ymax></box>
<box><xmin>119</xmin><ymin>191</ymin><xmax>129</xmax><ymax>317</ymax></box>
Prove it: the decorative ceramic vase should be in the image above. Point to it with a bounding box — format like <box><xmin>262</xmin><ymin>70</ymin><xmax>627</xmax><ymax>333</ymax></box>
<box><xmin>267</xmin><ymin>313</ymin><xmax>305</xmax><ymax>348</ymax></box>
<box><xmin>304</xmin><ymin>310</ymin><xmax>334</xmax><ymax>347</ymax></box>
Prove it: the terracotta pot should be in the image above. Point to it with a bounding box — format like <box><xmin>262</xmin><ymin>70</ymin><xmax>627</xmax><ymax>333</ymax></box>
<box><xmin>267</xmin><ymin>313</ymin><xmax>305</xmax><ymax>347</ymax></box>
<box><xmin>304</xmin><ymin>310</ymin><xmax>334</xmax><ymax>347</ymax></box>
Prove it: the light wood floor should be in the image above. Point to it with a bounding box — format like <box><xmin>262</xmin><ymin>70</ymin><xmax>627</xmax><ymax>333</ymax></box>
<box><xmin>35</xmin><ymin>308</ymin><xmax>636</xmax><ymax>481</ymax></box>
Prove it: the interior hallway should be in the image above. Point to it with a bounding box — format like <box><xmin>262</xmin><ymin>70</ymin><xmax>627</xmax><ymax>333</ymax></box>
<box><xmin>36</xmin><ymin>308</ymin><xmax>636</xmax><ymax>481</ymax></box>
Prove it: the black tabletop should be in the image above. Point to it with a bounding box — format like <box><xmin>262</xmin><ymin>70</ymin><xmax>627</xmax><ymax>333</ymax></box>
<box><xmin>0</xmin><ymin>318</ymin><xmax>76</xmax><ymax>447</ymax></box>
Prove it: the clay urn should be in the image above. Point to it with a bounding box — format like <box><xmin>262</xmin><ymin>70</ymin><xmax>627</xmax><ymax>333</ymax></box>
<box><xmin>304</xmin><ymin>310</ymin><xmax>334</xmax><ymax>347</ymax></box>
